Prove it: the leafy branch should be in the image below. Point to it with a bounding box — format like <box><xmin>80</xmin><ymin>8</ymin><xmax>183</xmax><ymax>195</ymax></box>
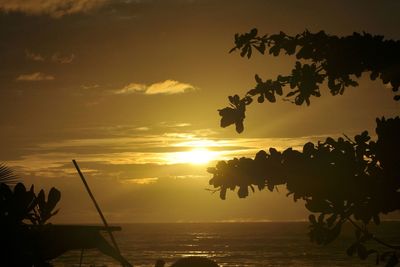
<box><xmin>220</xmin><ymin>29</ymin><xmax>400</xmax><ymax>133</ymax></box>
<box><xmin>0</xmin><ymin>182</ymin><xmax>61</xmax><ymax>226</ymax></box>
<box><xmin>208</xmin><ymin>117</ymin><xmax>400</xmax><ymax>265</ymax></box>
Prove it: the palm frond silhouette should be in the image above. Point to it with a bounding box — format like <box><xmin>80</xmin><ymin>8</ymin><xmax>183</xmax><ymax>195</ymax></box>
<box><xmin>0</xmin><ymin>163</ymin><xmax>18</xmax><ymax>184</ymax></box>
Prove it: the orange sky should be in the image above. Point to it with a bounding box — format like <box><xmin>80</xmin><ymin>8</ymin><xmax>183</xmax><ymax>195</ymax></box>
<box><xmin>0</xmin><ymin>0</ymin><xmax>399</xmax><ymax>223</ymax></box>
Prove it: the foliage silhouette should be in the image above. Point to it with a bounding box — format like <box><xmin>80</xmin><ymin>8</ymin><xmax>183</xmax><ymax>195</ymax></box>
<box><xmin>0</xmin><ymin>163</ymin><xmax>19</xmax><ymax>184</ymax></box>
<box><xmin>0</xmin><ymin>182</ymin><xmax>60</xmax><ymax>227</ymax></box>
<box><xmin>219</xmin><ymin>29</ymin><xmax>400</xmax><ymax>133</ymax></box>
<box><xmin>209</xmin><ymin>29</ymin><xmax>400</xmax><ymax>266</ymax></box>
<box><xmin>0</xmin><ymin>181</ymin><xmax>131</xmax><ymax>267</ymax></box>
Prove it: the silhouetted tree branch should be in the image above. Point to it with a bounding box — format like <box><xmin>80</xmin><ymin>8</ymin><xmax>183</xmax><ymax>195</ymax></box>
<box><xmin>219</xmin><ymin>29</ymin><xmax>400</xmax><ymax>133</ymax></box>
<box><xmin>210</xmin><ymin>29</ymin><xmax>400</xmax><ymax>266</ymax></box>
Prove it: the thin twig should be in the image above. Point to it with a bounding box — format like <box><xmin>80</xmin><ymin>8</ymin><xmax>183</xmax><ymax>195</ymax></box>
<box><xmin>347</xmin><ymin>217</ymin><xmax>400</xmax><ymax>250</ymax></box>
<box><xmin>342</xmin><ymin>133</ymin><xmax>355</xmax><ymax>144</ymax></box>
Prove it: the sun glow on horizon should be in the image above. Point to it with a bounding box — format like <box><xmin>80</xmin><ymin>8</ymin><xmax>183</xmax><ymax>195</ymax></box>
<box><xmin>169</xmin><ymin>148</ymin><xmax>219</xmax><ymax>165</ymax></box>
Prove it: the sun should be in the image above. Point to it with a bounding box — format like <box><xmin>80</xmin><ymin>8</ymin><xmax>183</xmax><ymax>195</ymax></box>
<box><xmin>184</xmin><ymin>148</ymin><xmax>214</xmax><ymax>164</ymax></box>
<box><xmin>170</xmin><ymin>148</ymin><xmax>217</xmax><ymax>165</ymax></box>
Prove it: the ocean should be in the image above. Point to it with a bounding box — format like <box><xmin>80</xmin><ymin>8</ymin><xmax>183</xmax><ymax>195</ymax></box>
<box><xmin>52</xmin><ymin>222</ymin><xmax>400</xmax><ymax>267</ymax></box>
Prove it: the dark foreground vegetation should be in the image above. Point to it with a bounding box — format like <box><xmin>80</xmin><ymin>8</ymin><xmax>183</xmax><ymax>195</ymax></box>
<box><xmin>0</xmin><ymin>170</ymin><xmax>132</xmax><ymax>267</ymax></box>
<box><xmin>0</xmin><ymin>167</ymin><xmax>218</xmax><ymax>267</ymax></box>
<box><xmin>209</xmin><ymin>29</ymin><xmax>400</xmax><ymax>266</ymax></box>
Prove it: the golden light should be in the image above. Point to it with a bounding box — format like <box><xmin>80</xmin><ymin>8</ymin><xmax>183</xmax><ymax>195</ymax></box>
<box><xmin>184</xmin><ymin>148</ymin><xmax>214</xmax><ymax>164</ymax></box>
<box><xmin>169</xmin><ymin>148</ymin><xmax>218</xmax><ymax>165</ymax></box>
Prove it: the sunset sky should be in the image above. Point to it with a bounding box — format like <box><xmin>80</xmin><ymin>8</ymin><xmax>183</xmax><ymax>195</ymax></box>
<box><xmin>0</xmin><ymin>0</ymin><xmax>399</xmax><ymax>223</ymax></box>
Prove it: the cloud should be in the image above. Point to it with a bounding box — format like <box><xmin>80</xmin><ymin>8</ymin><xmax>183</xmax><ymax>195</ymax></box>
<box><xmin>25</xmin><ymin>50</ymin><xmax>44</xmax><ymax>61</ymax></box>
<box><xmin>81</xmin><ymin>84</ymin><xmax>100</xmax><ymax>90</ymax></box>
<box><xmin>7</xmin><ymin>129</ymin><xmax>334</xmax><ymax>174</ymax></box>
<box><xmin>52</xmin><ymin>52</ymin><xmax>75</xmax><ymax>64</ymax></box>
<box><xmin>114</xmin><ymin>80</ymin><xmax>196</xmax><ymax>95</ymax></box>
<box><xmin>4</xmin><ymin>121</ymin><xmax>344</xmax><ymax>192</ymax></box>
<box><xmin>16</xmin><ymin>72</ymin><xmax>54</xmax><ymax>81</ymax></box>
<box><xmin>115</xmin><ymin>83</ymin><xmax>146</xmax><ymax>94</ymax></box>
<box><xmin>161</xmin><ymin>122</ymin><xmax>191</xmax><ymax>128</ymax></box>
<box><xmin>122</xmin><ymin>177</ymin><xmax>159</xmax><ymax>185</ymax></box>
<box><xmin>0</xmin><ymin>0</ymin><xmax>109</xmax><ymax>18</ymax></box>
<box><xmin>24</xmin><ymin>50</ymin><xmax>75</xmax><ymax>64</ymax></box>
<box><xmin>135</xmin><ymin>126</ymin><xmax>150</xmax><ymax>131</ymax></box>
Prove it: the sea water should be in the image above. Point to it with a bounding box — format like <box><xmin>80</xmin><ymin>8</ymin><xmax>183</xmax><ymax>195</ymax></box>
<box><xmin>52</xmin><ymin>222</ymin><xmax>400</xmax><ymax>267</ymax></box>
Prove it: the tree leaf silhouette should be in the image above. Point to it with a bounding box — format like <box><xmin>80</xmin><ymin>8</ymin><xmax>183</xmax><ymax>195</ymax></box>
<box><xmin>210</xmin><ymin>28</ymin><xmax>400</xmax><ymax>265</ymax></box>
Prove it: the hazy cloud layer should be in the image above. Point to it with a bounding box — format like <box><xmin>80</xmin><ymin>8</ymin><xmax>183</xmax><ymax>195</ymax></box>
<box><xmin>16</xmin><ymin>72</ymin><xmax>55</xmax><ymax>81</ymax></box>
<box><xmin>25</xmin><ymin>50</ymin><xmax>44</xmax><ymax>61</ymax></box>
<box><xmin>122</xmin><ymin>177</ymin><xmax>159</xmax><ymax>185</ymax></box>
<box><xmin>0</xmin><ymin>0</ymin><xmax>108</xmax><ymax>18</ymax></box>
<box><xmin>51</xmin><ymin>53</ymin><xmax>75</xmax><ymax>64</ymax></box>
<box><xmin>24</xmin><ymin>50</ymin><xmax>75</xmax><ymax>64</ymax></box>
<box><xmin>114</xmin><ymin>80</ymin><xmax>196</xmax><ymax>95</ymax></box>
<box><xmin>81</xmin><ymin>84</ymin><xmax>100</xmax><ymax>90</ymax></box>
<box><xmin>7</xmin><ymin>124</ymin><xmax>333</xmax><ymax>180</ymax></box>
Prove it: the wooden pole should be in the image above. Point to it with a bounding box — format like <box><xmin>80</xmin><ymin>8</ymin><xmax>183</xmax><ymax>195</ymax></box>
<box><xmin>79</xmin><ymin>249</ymin><xmax>84</xmax><ymax>267</ymax></box>
<box><xmin>72</xmin><ymin>159</ymin><xmax>121</xmax><ymax>254</ymax></box>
